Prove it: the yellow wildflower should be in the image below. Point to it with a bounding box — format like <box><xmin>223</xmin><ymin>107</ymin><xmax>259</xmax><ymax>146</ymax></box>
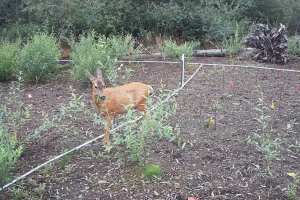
<box><xmin>287</xmin><ymin>173</ymin><xmax>297</xmax><ymax>177</ymax></box>
<box><xmin>271</xmin><ymin>102</ymin><xmax>275</xmax><ymax>109</ymax></box>
<box><xmin>210</xmin><ymin>117</ymin><xmax>213</xmax><ymax>124</ymax></box>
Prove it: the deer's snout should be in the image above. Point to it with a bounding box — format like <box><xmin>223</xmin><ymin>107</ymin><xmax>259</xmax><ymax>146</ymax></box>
<box><xmin>100</xmin><ymin>96</ymin><xmax>106</xmax><ymax>101</ymax></box>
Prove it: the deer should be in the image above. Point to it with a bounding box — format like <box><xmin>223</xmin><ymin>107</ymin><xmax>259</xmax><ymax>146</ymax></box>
<box><xmin>86</xmin><ymin>68</ymin><xmax>154</xmax><ymax>147</ymax></box>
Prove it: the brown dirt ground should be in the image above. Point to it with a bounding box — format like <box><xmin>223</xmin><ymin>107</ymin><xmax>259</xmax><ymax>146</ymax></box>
<box><xmin>1</xmin><ymin>55</ymin><xmax>300</xmax><ymax>200</ymax></box>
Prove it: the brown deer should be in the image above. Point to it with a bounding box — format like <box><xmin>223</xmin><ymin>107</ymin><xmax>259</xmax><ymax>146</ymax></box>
<box><xmin>86</xmin><ymin>68</ymin><xmax>154</xmax><ymax>146</ymax></box>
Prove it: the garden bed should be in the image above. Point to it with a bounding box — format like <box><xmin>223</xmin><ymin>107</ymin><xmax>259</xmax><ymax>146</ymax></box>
<box><xmin>1</xmin><ymin>56</ymin><xmax>300</xmax><ymax>200</ymax></box>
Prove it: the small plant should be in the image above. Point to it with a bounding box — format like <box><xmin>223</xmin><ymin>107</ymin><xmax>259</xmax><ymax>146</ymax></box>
<box><xmin>213</xmin><ymin>101</ymin><xmax>221</xmax><ymax>130</ymax></box>
<box><xmin>10</xmin><ymin>186</ymin><xmax>30</xmax><ymax>200</ymax></box>
<box><xmin>0</xmin><ymin>117</ymin><xmax>23</xmax><ymax>187</ymax></box>
<box><xmin>159</xmin><ymin>39</ymin><xmax>198</xmax><ymax>60</ymax></box>
<box><xmin>88</xmin><ymin>150</ymin><xmax>97</xmax><ymax>158</ymax></box>
<box><xmin>121</xmin><ymin>66</ymin><xmax>134</xmax><ymax>84</ymax></box>
<box><xmin>110</xmin><ymin>86</ymin><xmax>180</xmax><ymax>164</ymax></box>
<box><xmin>142</xmin><ymin>164</ymin><xmax>162</xmax><ymax>179</ymax></box>
<box><xmin>247</xmin><ymin>95</ymin><xmax>280</xmax><ymax>177</ymax></box>
<box><xmin>204</xmin><ymin>122</ymin><xmax>211</xmax><ymax>129</ymax></box>
<box><xmin>0</xmin><ymin>76</ymin><xmax>30</xmax><ymax>186</ymax></box>
<box><xmin>17</xmin><ymin>32</ymin><xmax>61</xmax><ymax>82</ymax></box>
<box><xmin>287</xmin><ymin>173</ymin><xmax>299</xmax><ymax>199</ymax></box>
<box><xmin>61</xmin><ymin>156</ymin><xmax>67</xmax><ymax>169</ymax></box>
<box><xmin>34</xmin><ymin>183</ymin><xmax>46</xmax><ymax>198</ymax></box>
<box><xmin>254</xmin><ymin>96</ymin><xmax>270</xmax><ymax>136</ymax></box>
<box><xmin>0</xmin><ymin>40</ymin><xmax>20</xmax><ymax>81</ymax></box>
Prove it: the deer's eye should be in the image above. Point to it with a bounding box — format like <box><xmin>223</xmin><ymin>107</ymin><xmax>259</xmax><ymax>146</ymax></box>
<box><xmin>95</xmin><ymin>86</ymin><xmax>98</xmax><ymax>89</ymax></box>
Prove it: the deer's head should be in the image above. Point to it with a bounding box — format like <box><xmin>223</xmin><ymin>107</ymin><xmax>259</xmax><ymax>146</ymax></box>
<box><xmin>86</xmin><ymin>68</ymin><xmax>106</xmax><ymax>101</ymax></box>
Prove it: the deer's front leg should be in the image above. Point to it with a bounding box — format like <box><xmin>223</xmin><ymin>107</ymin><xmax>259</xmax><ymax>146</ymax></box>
<box><xmin>103</xmin><ymin>114</ymin><xmax>114</xmax><ymax>146</ymax></box>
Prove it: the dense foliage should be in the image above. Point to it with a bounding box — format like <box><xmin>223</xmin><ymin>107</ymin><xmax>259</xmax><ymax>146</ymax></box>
<box><xmin>70</xmin><ymin>32</ymin><xmax>137</xmax><ymax>84</ymax></box>
<box><xmin>1</xmin><ymin>0</ymin><xmax>300</xmax><ymax>42</ymax></box>
<box><xmin>17</xmin><ymin>33</ymin><xmax>61</xmax><ymax>82</ymax></box>
<box><xmin>0</xmin><ymin>40</ymin><xmax>20</xmax><ymax>81</ymax></box>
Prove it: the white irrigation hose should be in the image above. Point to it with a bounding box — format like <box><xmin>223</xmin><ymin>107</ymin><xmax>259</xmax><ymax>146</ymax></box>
<box><xmin>0</xmin><ymin>64</ymin><xmax>203</xmax><ymax>192</ymax></box>
<box><xmin>117</xmin><ymin>60</ymin><xmax>300</xmax><ymax>73</ymax></box>
<box><xmin>59</xmin><ymin>59</ymin><xmax>300</xmax><ymax>73</ymax></box>
<box><xmin>0</xmin><ymin>135</ymin><xmax>106</xmax><ymax>192</ymax></box>
<box><xmin>186</xmin><ymin>62</ymin><xmax>300</xmax><ymax>73</ymax></box>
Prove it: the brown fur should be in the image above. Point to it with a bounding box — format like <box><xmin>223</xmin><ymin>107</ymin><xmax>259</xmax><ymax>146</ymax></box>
<box><xmin>86</xmin><ymin>69</ymin><xmax>153</xmax><ymax>146</ymax></box>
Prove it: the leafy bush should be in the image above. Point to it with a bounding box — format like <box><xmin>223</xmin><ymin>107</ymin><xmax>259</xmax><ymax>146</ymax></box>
<box><xmin>3</xmin><ymin>0</ymin><xmax>254</xmax><ymax>43</ymax></box>
<box><xmin>0</xmin><ymin>82</ymin><xmax>26</xmax><ymax>187</ymax></box>
<box><xmin>159</xmin><ymin>39</ymin><xmax>198</xmax><ymax>60</ymax></box>
<box><xmin>70</xmin><ymin>32</ymin><xmax>122</xmax><ymax>85</ymax></box>
<box><xmin>17</xmin><ymin>32</ymin><xmax>60</xmax><ymax>82</ymax></box>
<box><xmin>5</xmin><ymin>0</ymin><xmax>300</xmax><ymax>43</ymax></box>
<box><xmin>0</xmin><ymin>23</ymin><xmax>48</xmax><ymax>42</ymax></box>
<box><xmin>107</xmin><ymin>34</ymin><xmax>140</xmax><ymax>58</ymax></box>
<box><xmin>0</xmin><ymin>41</ymin><xmax>20</xmax><ymax>81</ymax></box>
<box><xmin>287</xmin><ymin>36</ymin><xmax>300</xmax><ymax>56</ymax></box>
<box><xmin>0</xmin><ymin>117</ymin><xmax>23</xmax><ymax>187</ymax></box>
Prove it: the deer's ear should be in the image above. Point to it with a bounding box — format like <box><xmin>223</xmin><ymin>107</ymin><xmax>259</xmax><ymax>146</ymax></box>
<box><xmin>96</xmin><ymin>68</ymin><xmax>102</xmax><ymax>77</ymax></box>
<box><xmin>86</xmin><ymin>70</ymin><xmax>94</xmax><ymax>81</ymax></box>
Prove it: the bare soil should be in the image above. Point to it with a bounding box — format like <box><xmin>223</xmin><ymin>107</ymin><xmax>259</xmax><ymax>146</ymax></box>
<box><xmin>1</xmin><ymin>56</ymin><xmax>300</xmax><ymax>200</ymax></box>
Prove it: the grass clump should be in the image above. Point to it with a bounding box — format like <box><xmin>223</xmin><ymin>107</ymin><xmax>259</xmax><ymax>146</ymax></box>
<box><xmin>159</xmin><ymin>39</ymin><xmax>198</xmax><ymax>60</ymax></box>
<box><xmin>142</xmin><ymin>164</ymin><xmax>162</xmax><ymax>179</ymax></box>
<box><xmin>17</xmin><ymin>32</ymin><xmax>60</xmax><ymax>83</ymax></box>
<box><xmin>0</xmin><ymin>40</ymin><xmax>20</xmax><ymax>81</ymax></box>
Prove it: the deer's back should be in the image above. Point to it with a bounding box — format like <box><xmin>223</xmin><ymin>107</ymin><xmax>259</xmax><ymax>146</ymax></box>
<box><xmin>96</xmin><ymin>82</ymin><xmax>152</xmax><ymax>115</ymax></box>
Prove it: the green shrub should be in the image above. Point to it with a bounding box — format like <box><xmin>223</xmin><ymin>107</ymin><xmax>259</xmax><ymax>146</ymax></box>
<box><xmin>17</xmin><ymin>32</ymin><xmax>60</xmax><ymax>82</ymax></box>
<box><xmin>107</xmin><ymin>34</ymin><xmax>140</xmax><ymax>59</ymax></box>
<box><xmin>0</xmin><ymin>118</ymin><xmax>23</xmax><ymax>187</ymax></box>
<box><xmin>0</xmin><ymin>41</ymin><xmax>20</xmax><ymax>81</ymax></box>
<box><xmin>70</xmin><ymin>32</ymin><xmax>120</xmax><ymax>85</ymax></box>
<box><xmin>0</xmin><ymin>23</ymin><xmax>48</xmax><ymax>42</ymax></box>
<box><xmin>110</xmin><ymin>87</ymin><xmax>181</xmax><ymax>164</ymax></box>
<box><xmin>287</xmin><ymin>36</ymin><xmax>300</xmax><ymax>56</ymax></box>
<box><xmin>0</xmin><ymin>85</ymin><xmax>24</xmax><ymax>187</ymax></box>
<box><xmin>159</xmin><ymin>39</ymin><xmax>198</xmax><ymax>60</ymax></box>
